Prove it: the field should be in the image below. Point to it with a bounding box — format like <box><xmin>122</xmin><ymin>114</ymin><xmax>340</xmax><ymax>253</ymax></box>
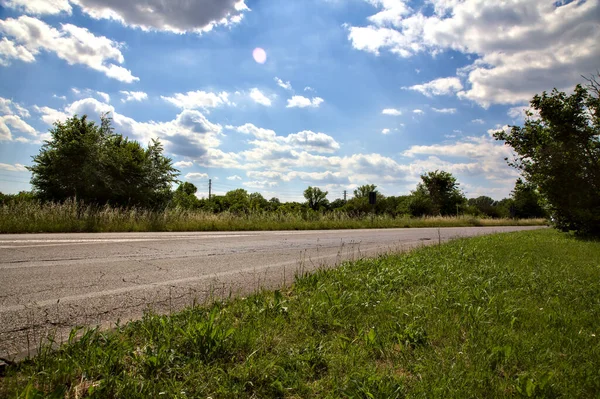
<box><xmin>2</xmin><ymin>229</ymin><xmax>598</xmax><ymax>398</ymax></box>
<box><xmin>0</xmin><ymin>199</ymin><xmax>545</xmax><ymax>233</ymax></box>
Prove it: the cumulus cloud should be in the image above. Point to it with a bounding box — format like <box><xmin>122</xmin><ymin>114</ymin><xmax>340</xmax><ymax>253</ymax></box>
<box><xmin>0</xmin><ymin>162</ymin><xmax>28</xmax><ymax>172</ymax></box>
<box><xmin>274</xmin><ymin>77</ymin><xmax>292</xmax><ymax>91</ymax></box>
<box><xmin>1</xmin><ymin>0</ymin><xmax>72</xmax><ymax>15</ymax></box>
<box><xmin>174</xmin><ymin>160</ymin><xmax>193</xmax><ymax>168</ymax></box>
<box><xmin>286</xmin><ymin>96</ymin><xmax>324</xmax><ymax>108</ymax></box>
<box><xmin>432</xmin><ymin>107</ymin><xmax>457</xmax><ymax>114</ymax></box>
<box><xmin>381</xmin><ymin>108</ymin><xmax>401</xmax><ymax>116</ymax></box>
<box><xmin>30</xmin><ymin>0</ymin><xmax>250</xmax><ymax>34</ymax></box>
<box><xmin>121</xmin><ymin>91</ymin><xmax>148</xmax><ymax>103</ymax></box>
<box><xmin>185</xmin><ymin>172</ymin><xmax>209</xmax><ymax>180</ymax></box>
<box><xmin>34</xmin><ymin>97</ymin><xmax>225</xmax><ymax>163</ymax></box>
<box><xmin>471</xmin><ymin>119</ymin><xmax>485</xmax><ymax>124</ymax></box>
<box><xmin>235</xmin><ymin>123</ymin><xmax>340</xmax><ymax>154</ymax></box>
<box><xmin>381</xmin><ymin>128</ymin><xmax>390</xmax><ymax>134</ymax></box>
<box><xmin>227</xmin><ymin>175</ymin><xmax>242</xmax><ymax>181</ymax></box>
<box><xmin>405</xmin><ymin>77</ymin><xmax>463</xmax><ymax>97</ymax></box>
<box><xmin>0</xmin><ymin>97</ymin><xmax>38</xmax><ymax>141</ymax></box>
<box><xmin>348</xmin><ymin>0</ymin><xmax>600</xmax><ymax>107</ymax></box>
<box><xmin>96</xmin><ymin>91</ymin><xmax>110</xmax><ymax>103</ymax></box>
<box><xmin>412</xmin><ymin>109</ymin><xmax>424</xmax><ymax>115</ymax></box>
<box><xmin>0</xmin><ymin>16</ymin><xmax>138</xmax><ymax>82</ymax></box>
<box><xmin>162</xmin><ymin>90</ymin><xmax>228</xmax><ymax>109</ymax></box>
<box><xmin>402</xmin><ymin>134</ymin><xmax>519</xmax><ymax>187</ymax></box>
<box><xmin>249</xmin><ymin>88</ymin><xmax>272</xmax><ymax>106</ymax></box>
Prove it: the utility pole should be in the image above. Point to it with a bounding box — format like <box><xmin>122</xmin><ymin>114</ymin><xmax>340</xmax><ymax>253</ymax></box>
<box><xmin>208</xmin><ymin>179</ymin><xmax>212</xmax><ymax>200</ymax></box>
<box><xmin>343</xmin><ymin>190</ymin><xmax>347</xmax><ymax>202</ymax></box>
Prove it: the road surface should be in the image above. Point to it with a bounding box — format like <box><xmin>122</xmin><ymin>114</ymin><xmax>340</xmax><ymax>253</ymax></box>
<box><xmin>0</xmin><ymin>226</ymin><xmax>543</xmax><ymax>359</ymax></box>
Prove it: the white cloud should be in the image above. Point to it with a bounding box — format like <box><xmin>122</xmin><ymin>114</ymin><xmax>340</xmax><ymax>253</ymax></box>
<box><xmin>0</xmin><ymin>162</ymin><xmax>28</xmax><ymax>172</ymax></box>
<box><xmin>121</xmin><ymin>91</ymin><xmax>148</xmax><ymax>103</ymax></box>
<box><xmin>304</xmin><ymin>86</ymin><xmax>315</xmax><ymax>92</ymax></box>
<box><xmin>432</xmin><ymin>107</ymin><xmax>456</xmax><ymax>114</ymax></box>
<box><xmin>402</xmin><ymin>134</ymin><xmax>518</xmax><ymax>185</ymax></box>
<box><xmin>285</xmin><ymin>130</ymin><xmax>340</xmax><ymax>153</ymax></box>
<box><xmin>64</xmin><ymin>0</ymin><xmax>249</xmax><ymax>33</ymax></box>
<box><xmin>366</xmin><ymin>0</ymin><xmax>411</xmax><ymax>27</ymax></box>
<box><xmin>405</xmin><ymin>77</ymin><xmax>463</xmax><ymax>97</ymax></box>
<box><xmin>34</xmin><ymin>97</ymin><xmax>226</xmax><ymax>163</ymax></box>
<box><xmin>413</xmin><ymin>109</ymin><xmax>424</xmax><ymax>114</ymax></box>
<box><xmin>381</xmin><ymin>108</ymin><xmax>401</xmax><ymax>116</ymax></box>
<box><xmin>249</xmin><ymin>88</ymin><xmax>272</xmax><ymax>106</ymax></box>
<box><xmin>243</xmin><ymin>180</ymin><xmax>279</xmax><ymax>189</ymax></box>
<box><xmin>381</xmin><ymin>128</ymin><xmax>390</xmax><ymax>134</ymax></box>
<box><xmin>236</xmin><ymin>123</ymin><xmax>277</xmax><ymax>141</ymax></box>
<box><xmin>0</xmin><ymin>16</ymin><xmax>138</xmax><ymax>82</ymax></box>
<box><xmin>348</xmin><ymin>0</ymin><xmax>600</xmax><ymax>107</ymax></box>
<box><xmin>185</xmin><ymin>172</ymin><xmax>209</xmax><ymax>180</ymax></box>
<box><xmin>1</xmin><ymin>0</ymin><xmax>72</xmax><ymax>15</ymax></box>
<box><xmin>96</xmin><ymin>91</ymin><xmax>110</xmax><ymax>103</ymax></box>
<box><xmin>236</xmin><ymin>123</ymin><xmax>340</xmax><ymax>154</ymax></box>
<box><xmin>161</xmin><ymin>90</ymin><xmax>228</xmax><ymax>109</ymax></box>
<box><xmin>286</xmin><ymin>95</ymin><xmax>324</xmax><ymax>108</ymax></box>
<box><xmin>274</xmin><ymin>77</ymin><xmax>292</xmax><ymax>91</ymax></box>
<box><xmin>0</xmin><ymin>97</ymin><xmax>38</xmax><ymax>141</ymax></box>
<box><xmin>227</xmin><ymin>175</ymin><xmax>242</xmax><ymax>181</ymax></box>
<box><xmin>0</xmin><ymin>37</ymin><xmax>35</xmax><ymax>66</ymax></box>
<box><xmin>471</xmin><ymin>118</ymin><xmax>485</xmax><ymax>124</ymax></box>
<box><xmin>34</xmin><ymin>105</ymin><xmax>69</xmax><ymax>125</ymax></box>
<box><xmin>174</xmin><ymin>160</ymin><xmax>193</xmax><ymax>168</ymax></box>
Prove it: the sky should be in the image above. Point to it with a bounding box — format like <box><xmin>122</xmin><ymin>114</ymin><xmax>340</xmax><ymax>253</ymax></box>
<box><xmin>0</xmin><ymin>0</ymin><xmax>598</xmax><ymax>202</ymax></box>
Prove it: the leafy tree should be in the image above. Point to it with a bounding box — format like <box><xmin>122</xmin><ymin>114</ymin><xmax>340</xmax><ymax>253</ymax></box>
<box><xmin>249</xmin><ymin>192</ymin><xmax>269</xmax><ymax>211</ymax></box>
<box><xmin>494</xmin><ymin>80</ymin><xmax>599</xmax><ymax>235</ymax></box>
<box><xmin>411</xmin><ymin>170</ymin><xmax>465</xmax><ymax>216</ymax></box>
<box><xmin>510</xmin><ymin>179</ymin><xmax>547</xmax><ymax>219</ymax></box>
<box><xmin>171</xmin><ymin>182</ymin><xmax>201</xmax><ymax>209</ymax></box>
<box><xmin>303</xmin><ymin>186</ymin><xmax>329</xmax><ymax>211</ymax></box>
<box><xmin>267</xmin><ymin>197</ymin><xmax>281</xmax><ymax>211</ymax></box>
<box><xmin>329</xmin><ymin>198</ymin><xmax>346</xmax><ymax>210</ymax></box>
<box><xmin>353</xmin><ymin>184</ymin><xmax>377</xmax><ymax>199</ymax></box>
<box><xmin>27</xmin><ymin>114</ymin><xmax>178</xmax><ymax>208</ymax></box>
<box><xmin>468</xmin><ymin>196</ymin><xmax>501</xmax><ymax>218</ymax></box>
<box><xmin>223</xmin><ymin>189</ymin><xmax>250</xmax><ymax>213</ymax></box>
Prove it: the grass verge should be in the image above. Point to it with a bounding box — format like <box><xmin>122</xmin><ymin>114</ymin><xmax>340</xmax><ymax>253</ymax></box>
<box><xmin>2</xmin><ymin>229</ymin><xmax>598</xmax><ymax>398</ymax></box>
<box><xmin>0</xmin><ymin>200</ymin><xmax>545</xmax><ymax>233</ymax></box>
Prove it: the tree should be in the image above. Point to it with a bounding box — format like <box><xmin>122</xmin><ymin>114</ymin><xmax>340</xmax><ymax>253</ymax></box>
<box><xmin>353</xmin><ymin>184</ymin><xmax>377</xmax><ymax>198</ymax></box>
<box><xmin>223</xmin><ymin>189</ymin><xmax>250</xmax><ymax>213</ymax></box>
<box><xmin>171</xmin><ymin>182</ymin><xmax>201</xmax><ymax>209</ymax></box>
<box><xmin>412</xmin><ymin>170</ymin><xmax>465</xmax><ymax>216</ymax></box>
<box><xmin>468</xmin><ymin>196</ymin><xmax>501</xmax><ymax>218</ymax></box>
<box><xmin>303</xmin><ymin>186</ymin><xmax>329</xmax><ymax>211</ymax></box>
<box><xmin>28</xmin><ymin>114</ymin><xmax>179</xmax><ymax>208</ymax></box>
<box><xmin>511</xmin><ymin>179</ymin><xmax>546</xmax><ymax>219</ymax></box>
<box><xmin>249</xmin><ymin>192</ymin><xmax>268</xmax><ymax>211</ymax></box>
<box><xmin>494</xmin><ymin>80</ymin><xmax>599</xmax><ymax>235</ymax></box>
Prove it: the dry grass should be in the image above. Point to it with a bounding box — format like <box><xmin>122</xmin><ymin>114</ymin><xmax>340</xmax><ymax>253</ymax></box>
<box><xmin>0</xmin><ymin>199</ymin><xmax>547</xmax><ymax>233</ymax></box>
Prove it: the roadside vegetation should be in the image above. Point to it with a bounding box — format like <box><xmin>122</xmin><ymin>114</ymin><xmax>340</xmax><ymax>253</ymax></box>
<box><xmin>1</xmin><ymin>104</ymin><xmax>553</xmax><ymax>233</ymax></box>
<box><xmin>2</xmin><ymin>229</ymin><xmax>598</xmax><ymax>398</ymax></box>
<box><xmin>0</xmin><ymin>198</ymin><xmax>545</xmax><ymax>233</ymax></box>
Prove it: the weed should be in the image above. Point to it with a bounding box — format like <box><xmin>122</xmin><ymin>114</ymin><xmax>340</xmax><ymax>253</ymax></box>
<box><xmin>1</xmin><ymin>230</ymin><xmax>598</xmax><ymax>398</ymax></box>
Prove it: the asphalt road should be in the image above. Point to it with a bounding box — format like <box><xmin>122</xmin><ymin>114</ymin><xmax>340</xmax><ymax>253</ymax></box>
<box><xmin>0</xmin><ymin>226</ymin><xmax>544</xmax><ymax>359</ymax></box>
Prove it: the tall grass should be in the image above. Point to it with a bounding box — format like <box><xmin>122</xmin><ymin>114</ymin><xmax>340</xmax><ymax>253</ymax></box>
<box><xmin>0</xmin><ymin>199</ymin><xmax>546</xmax><ymax>233</ymax></box>
<box><xmin>2</xmin><ymin>230</ymin><xmax>598</xmax><ymax>397</ymax></box>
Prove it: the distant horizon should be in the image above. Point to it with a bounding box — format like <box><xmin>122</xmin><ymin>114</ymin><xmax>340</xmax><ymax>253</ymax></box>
<box><xmin>1</xmin><ymin>0</ymin><xmax>598</xmax><ymax>202</ymax></box>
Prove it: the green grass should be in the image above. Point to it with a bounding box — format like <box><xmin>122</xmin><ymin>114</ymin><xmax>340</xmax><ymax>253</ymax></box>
<box><xmin>0</xmin><ymin>199</ymin><xmax>545</xmax><ymax>233</ymax></box>
<box><xmin>2</xmin><ymin>229</ymin><xmax>599</xmax><ymax>398</ymax></box>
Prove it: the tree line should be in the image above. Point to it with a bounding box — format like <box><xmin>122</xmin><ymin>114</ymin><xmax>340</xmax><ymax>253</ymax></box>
<box><xmin>2</xmin><ymin>75</ymin><xmax>597</xmax><ymax>234</ymax></box>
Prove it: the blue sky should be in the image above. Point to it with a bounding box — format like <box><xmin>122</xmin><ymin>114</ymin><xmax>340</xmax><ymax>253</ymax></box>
<box><xmin>0</xmin><ymin>0</ymin><xmax>598</xmax><ymax>201</ymax></box>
